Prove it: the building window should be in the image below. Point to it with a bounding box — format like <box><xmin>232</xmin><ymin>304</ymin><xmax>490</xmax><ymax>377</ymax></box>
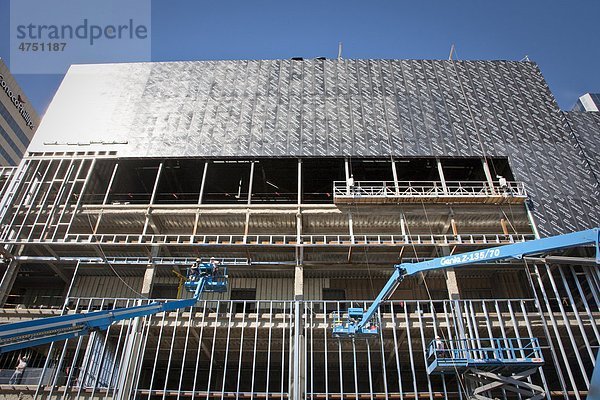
<box><xmin>323</xmin><ymin>288</ymin><xmax>346</xmax><ymax>312</ymax></box>
<box><xmin>230</xmin><ymin>288</ymin><xmax>257</xmax><ymax>313</ymax></box>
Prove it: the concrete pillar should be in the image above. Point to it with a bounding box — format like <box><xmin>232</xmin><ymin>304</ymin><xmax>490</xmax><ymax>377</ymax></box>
<box><xmin>117</xmin><ymin>247</ymin><xmax>161</xmax><ymax>398</ymax></box>
<box><xmin>0</xmin><ymin>257</ymin><xmax>19</xmax><ymax>306</ymax></box>
<box><xmin>400</xmin><ymin>212</ymin><xmax>407</xmax><ymax>236</ymax></box>
<box><xmin>525</xmin><ymin>201</ymin><xmax>541</xmax><ymax>239</ymax></box>
<box><xmin>243</xmin><ymin>210</ymin><xmax>251</xmax><ymax>244</ymax></box>
<box><xmin>297</xmin><ymin>159</ymin><xmax>302</xmax><ymax>205</ymax></box>
<box><xmin>141</xmin><ymin>265</ymin><xmax>155</xmax><ymax>298</ymax></box>
<box><xmin>450</xmin><ymin>218</ymin><xmax>458</xmax><ymax>236</ymax></box>
<box><xmin>198</xmin><ymin>161</ymin><xmax>208</xmax><ymax>205</ymax></box>
<box><xmin>247</xmin><ymin>161</ymin><xmax>255</xmax><ymax>205</ymax></box>
<box><xmin>445</xmin><ymin>269</ymin><xmax>461</xmax><ymax>300</ymax></box>
<box><xmin>440</xmin><ymin>246</ymin><xmax>460</xmax><ymax>300</ymax></box>
<box><xmin>141</xmin><ymin>247</ymin><xmax>160</xmax><ymax>297</ymax></box>
<box><xmin>344</xmin><ymin>158</ymin><xmax>355</xmax><ymax>196</ymax></box>
<box><xmin>294</xmin><ymin>264</ymin><xmax>303</xmax><ymax>300</ymax></box>
<box><xmin>348</xmin><ymin>212</ymin><xmax>355</xmax><ymax>244</ymax></box>
<box><xmin>500</xmin><ymin>218</ymin><xmax>509</xmax><ymax>235</ymax></box>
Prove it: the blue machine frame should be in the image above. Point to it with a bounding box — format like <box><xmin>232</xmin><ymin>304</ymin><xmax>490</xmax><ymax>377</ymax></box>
<box><xmin>332</xmin><ymin>228</ymin><xmax>599</xmax><ymax>337</ymax></box>
<box><xmin>0</xmin><ymin>262</ymin><xmax>228</xmax><ymax>354</ymax></box>
<box><xmin>184</xmin><ymin>264</ymin><xmax>228</xmax><ymax>293</ymax></box>
<box><xmin>426</xmin><ymin>337</ymin><xmax>544</xmax><ymax>375</ymax></box>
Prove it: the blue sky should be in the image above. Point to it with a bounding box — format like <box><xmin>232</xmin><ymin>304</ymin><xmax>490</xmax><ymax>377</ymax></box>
<box><xmin>1</xmin><ymin>0</ymin><xmax>599</xmax><ymax>114</ymax></box>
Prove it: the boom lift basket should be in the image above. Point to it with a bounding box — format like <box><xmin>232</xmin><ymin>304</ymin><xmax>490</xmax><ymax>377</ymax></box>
<box><xmin>332</xmin><ymin>307</ymin><xmax>379</xmax><ymax>338</ymax></box>
<box><xmin>184</xmin><ymin>264</ymin><xmax>228</xmax><ymax>293</ymax></box>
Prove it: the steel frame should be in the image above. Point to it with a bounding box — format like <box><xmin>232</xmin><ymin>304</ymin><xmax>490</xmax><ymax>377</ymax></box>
<box><xmin>0</xmin><ymin>155</ymin><xmax>597</xmax><ymax>399</ymax></box>
<box><xmin>333</xmin><ymin>180</ymin><xmax>527</xmax><ymax>204</ymax></box>
<box><xmin>0</xmin><ymin>288</ymin><xmax>596</xmax><ymax>399</ymax></box>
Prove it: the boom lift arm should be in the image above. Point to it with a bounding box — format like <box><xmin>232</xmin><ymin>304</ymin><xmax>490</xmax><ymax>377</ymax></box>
<box><xmin>334</xmin><ymin>228</ymin><xmax>600</xmax><ymax>337</ymax></box>
<box><xmin>0</xmin><ymin>262</ymin><xmax>228</xmax><ymax>354</ymax></box>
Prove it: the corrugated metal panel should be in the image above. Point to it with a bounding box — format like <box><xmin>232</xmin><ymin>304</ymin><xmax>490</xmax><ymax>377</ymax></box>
<box><xmin>305</xmin><ymin>278</ymin><xmax>329</xmax><ymax>300</ymax></box>
<box><xmin>170</xmin><ymin>276</ymin><xmax>293</xmax><ymax>301</ymax></box>
<box><xmin>328</xmin><ymin>276</ymin><xmax>447</xmax><ymax>300</ymax></box>
<box><xmin>70</xmin><ymin>276</ymin><xmax>143</xmax><ymax>298</ymax></box>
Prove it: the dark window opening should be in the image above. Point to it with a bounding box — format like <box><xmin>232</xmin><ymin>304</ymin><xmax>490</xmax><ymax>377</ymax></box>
<box><xmin>151</xmin><ymin>284</ymin><xmax>179</xmax><ymax>299</ymax></box>
<box><xmin>349</xmin><ymin>159</ymin><xmax>393</xmax><ymax>182</ymax></box>
<box><xmin>486</xmin><ymin>157</ymin><xmax>515</xmax><ymax>181</ymax></box>
<box><xmin>202</xmin><ymin>161</ymin><xmax>252</xmax><ymax>204</ymax></box>
<box><xmin>251</xmin><ymin>159</ymin><xmax>298</xmax><ymax>204</ymax></box>
<box><xmin>323</xmin><ymin>288</ymin><xmax>346</xmax><ymax>312</ymax></box>
<box><xmin>395</xmin><ymin>158</ymin><xmax>439</xmax><ymax>181</ymax></box>
<box><xmin>7</xmin><ymin>264</ymin><xmax>66</xmax><ymax>309</ymax></box>
<box><xmin>230</xmin><ymin>288</ymin><xmax>257</xmax><ymax>313</ymax></box>
<box><xmin>302</xmin><ymin>158</ymin><xmax>345</xmax><ymax>203</ymax></box>
<box><xmin>155</xmin><ymin>159</ymin><xmax>205</xmax><ymax>204</ymax></box>
<box><xmin>81</xmin><ymin>160</ymin><xmax>117</xmax><ymax>204</ymax></box>
<box><xmin>439</xmin><ymin>158</ymin><xmax>487</xmax><ymax>181</ymax></box>
<box><xmin>107</xmin><ymin>160</ymin><xmax>161</xmax><ymax>204</ymax></box>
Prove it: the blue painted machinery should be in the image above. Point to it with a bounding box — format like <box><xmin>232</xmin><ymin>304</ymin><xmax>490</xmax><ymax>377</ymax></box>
<box><xmin>183</xmin><ymin>262</ymin><xmax>228</xmax><ymax>293</ymax></box>
<box><xmin>0</xmin><ymin>226</ymin><xmax>598</xmax><ymax>372</ymax></box>
<box><xmin>332</xmin><ymin>228</ymin><xmax>599</xmax><ymax>398</ymax></box>
<box><xmin>332</xmin><ymin>228</ymin><xmax>599</xmax><ymax>339</ymax></box>
<box><xmin>426</xmin><ymin>337</ymin><xmax>544</xmax><ymax>375</ymax></box>
<box><xmin>332</xmin><ymin>308</ymin><xmax>379</xmax><ymax>338</ymax></box>
<box><xmin>0</xmin><ymin>261</ymin><xmax>228</xmax><ymax>354</ymax></box>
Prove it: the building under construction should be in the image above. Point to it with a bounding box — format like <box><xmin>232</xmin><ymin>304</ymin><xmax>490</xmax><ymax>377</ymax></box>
<box><xmin>0</xmin><ymin>59</ymin><xmax>598</xmax><ymax>399</ymax></box>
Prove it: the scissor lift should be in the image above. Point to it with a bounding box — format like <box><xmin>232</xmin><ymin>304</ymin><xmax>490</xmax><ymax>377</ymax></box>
<box><xmin>331</xmin><ymin>228</ymin><xmax>598</xmax><ymax>399</ymax></box>
<box><xmin>427</xmin><ymin>338</ymin><xmax>545</xmax><ymax>399</ymax></box>
<box><xmin>427</xmin><ymin>337</ymin><xmax>544</xmax><ymax>374</ymax></box>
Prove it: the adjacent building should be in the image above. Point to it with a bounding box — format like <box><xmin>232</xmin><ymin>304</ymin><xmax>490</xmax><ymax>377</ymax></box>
<box><xmin>572</xmin><ymin>92</ymin><xmax>600</xmax><ymax>112</ymax></box>
<box><xmin>0</xmin><ymin>59</ymin><xmax>39</xmax><ymax>166</ymax></box>
<box><xmin>0</xmin><ymin>59</ymin><xmax>598</xmax><ymax>399</ymax></box>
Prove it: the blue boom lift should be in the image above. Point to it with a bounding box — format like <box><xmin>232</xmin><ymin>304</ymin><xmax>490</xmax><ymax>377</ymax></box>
<box><xmin>0</xmin><ymin>229</ymin><xmax>598</xmax><ymax>362</ymax></box>
<box><xmin>332</xmin><ymin>228</ymin><xmax>599</xmax><ymax>399</ymax></box>
<box><xmin>332</xmin><ymin>228</ymin><xmax>600</xmax><ymax>338</ymax></box>
<box><xmin>0</xmin><ymin>261</ymin><xmax>227</xmax><ymax>354</ymax></box>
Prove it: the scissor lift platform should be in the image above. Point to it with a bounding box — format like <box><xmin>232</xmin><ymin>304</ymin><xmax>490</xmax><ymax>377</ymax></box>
<box><xmin>427</xmin><ymin>338</ymin><xmax>545</xmax><ymax>400</ymax></box>
<box><xmin>427</xmin><ymin>337</ymin><xmax>544</xmax><ymax>375</ymax></box>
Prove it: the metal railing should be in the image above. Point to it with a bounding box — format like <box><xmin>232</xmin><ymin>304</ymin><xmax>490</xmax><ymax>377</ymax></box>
<box><xmin>51</xmin><ymin>232</ymin><xmax>534</xmax><ymax>246</ymax></box>
<box><xmin>333</xmin><ymin>180</ymin><xmax>527</xmax><ymax>201</ymax></box>
<box><xmin>1</xmin><ymin>296</ymin><xmax>597</xmax><ymax>398</ymax></box>
<box><xmin>426</xmin><ymin>337</ymin><xmax>543</xmax><ymax>371</ymax></box>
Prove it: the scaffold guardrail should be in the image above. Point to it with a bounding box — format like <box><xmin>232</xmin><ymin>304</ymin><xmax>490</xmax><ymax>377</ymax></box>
<box><xmin>45</xmin><ymin>232</ymin><xmax>535</xmax><ymax>246</ymax></box>
<box><xmin>333</xmin><ymin>180</ymin><xmax>527</xmax><ymax>204</ymax></box>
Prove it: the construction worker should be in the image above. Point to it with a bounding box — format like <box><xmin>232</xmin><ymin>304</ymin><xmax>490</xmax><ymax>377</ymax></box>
<box><xmin>210</xmin><ymin>257</ymin><xmax>220</xmax><ymax>277</ymax></box>
<box><xmin>189</xmin><ymin>258</ymin><xmax>201</xmax><ymax>281</ymax></box>
<box><xmin>435</xmin><ymin>336</ymin><xmax>448</xmax><ymax>358</ymax></box>
<box><xmin>9</xmin><ymin>355</ymin><xmax>27</xmax><ymax>385</ymax></box>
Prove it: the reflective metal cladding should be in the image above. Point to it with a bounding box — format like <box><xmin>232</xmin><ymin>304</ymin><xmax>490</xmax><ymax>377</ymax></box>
<box><xmin>28</xmin><ymin>59</ymin><xmax>600</xmax><ymax>235</ymax></box>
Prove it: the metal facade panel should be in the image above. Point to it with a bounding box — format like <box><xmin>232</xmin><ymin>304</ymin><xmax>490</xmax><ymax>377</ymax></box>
<box><xmin>564</xmin><ymin>111</ymin><xmax>600</xmax><ymax>178</ymax></box>
<box><xmin>27</xmin><ymin>59</ymin><xmax>599</xmax><ymax>235</ymax></box>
